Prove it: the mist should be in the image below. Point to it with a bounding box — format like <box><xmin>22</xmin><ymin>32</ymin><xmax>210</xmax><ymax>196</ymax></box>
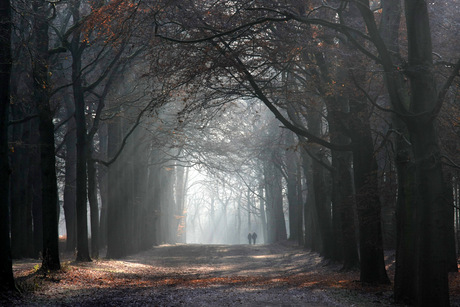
<box><xmin>2</xmin><ymin>1</ymin><xmax>460</xmax><ymax>305</ymax></box>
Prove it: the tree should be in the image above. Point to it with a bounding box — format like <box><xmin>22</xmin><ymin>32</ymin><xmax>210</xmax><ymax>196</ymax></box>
<box><xmin>152</xmin><ymin>1</ymin><xmax>459</xmax><ymax>298</ymax></box>
<box><xmin>52</xmin><ymin>0</ymin><xmax>142</xmax><ymax>260</ymax></box>
<box><xmin>0</xmin><ymin>0</ymin><xmax>16</xmax><ymax>292</ymax></box>
<box><xmin>284</xmin><ymin>131</ymin><xmax>302</xmax><ymax>243</ymax></box>
<box><xmin>355</xmin><ymin>0</ymin><xmax>460</xmax><ymax>304</ymax></box>
<box><xmin>63</xmin><ymin>98</ymin><xmax>77</xmax><ymax>252</ymax></box>
<box><xmin>33</xmin><ymin>0</ymin><xmax>60</xmax><ymax>271</ymax></box>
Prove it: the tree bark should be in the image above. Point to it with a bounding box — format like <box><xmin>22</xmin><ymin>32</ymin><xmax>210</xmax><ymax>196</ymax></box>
<box><xmin>329</xmin><ymin>106</ymin><xmax>359</xmax><ymax>269</ymax></box>
<box><xmin>10</xmin><ymin>117</ymin><xmax>34</xmax><ymax>258</ymax></box>
<box><xmin>409</xmin><ymin>124</ymin><xmax>450</xmax><ymax>306</ymax></box>
<box><xmin>443</xmin><ymin>173</ymin><xmax>458</xmax><ymax>272</ymax></box>
<box><xmin>326</xmin><ymin>95</ymin><xmax>358</xmax><ymax>268</ymax></box>
<box><xmin>285</xmin><ymin>131</ymin><xmax>300</xmax><ymax>242</ymax></box>
<box><xmin>106</xmin><ymin>116</ymin><xmax>126</xmax><ymax>258</ymax></box>
<box><xmin>258</xmin><ymin>181</ymin><xmax>267</xmax><ymax>244</ymax></box>
<box><xmin>349</xmin><ymin>111</ymin><xmax>389</xmax><ymax>284</ymax></box>
<box><xmin>30</xmin><ymin>130</ymin><xmax>43</xmax><ymax>257</ymax></box>
<box><xmin>98</xmin><ymin>125</ymin><xmax>108</xmax><ymax>248</ymax></box>
<box><xmin>296</xmin><ymin>162</ymin><xmax>304</xmax><ymax>246</ymax></box>
<box><xmin>339</xmin><ymin>2</ymin><xmax>390</xmax><ymax>283</ymax></box>
<box><xmin>175</xmin><ymin>165</ymin><xmax>187</xmax><ymax>243</ymax></box>
<box><xmin>33</xmin><ymin>0</ymin><xmax>60</xmax><ymax>271</ymax></box>
<box><xmin>392</xmin><ymin>114</ymin><xmax>418</xmax><ymax>303</ymax></box>
<box><xmin>70</xmin><ymin>4</ymin><xmax>91</xmax><ymax>261</ymax></box>
<box><xmin>301</xmin><ymin>149</ymin><xmax>319</xmax><ymax>251</ymax></box>
<box><xmin>306</xmin><ymin>106</ymin><xmax>334</xmax><ymax>259</ymax></box>
<box><xmin>310</xmin><ymin>52</ymin><xmax>359</xmax><ymax>268</ymax></box>
<box><xmin>264</xmin><ymin>152</ymin><xmax>287</xmax><ymax>243</ymax></box>
<box><xmin>405</xmin><ymin>4</ymin><xmax>450</xmax><ymax>305</ymax></box>
<box><xmin>87</xmin><ymin>144</ymin><xmax>99</xmax><ymax>258</ymax></box>
<box><xmin>377</xmin><ymin>0</ymin><xmax>417</xmax><ymax>300</ymax></box>
<box><xmin>63</xmin><ymin>99</ymin><xmax>77</xmax><ymax>252</ymax></box>
<box><xmin>357</xmin><ymin>0</ymin><xmax>452</xmax><ymax>302</ymax></box>
<box><xmin>0</xmin><ymin>0</ymin><xmax>15</xmax><ymax>291</ymax></box>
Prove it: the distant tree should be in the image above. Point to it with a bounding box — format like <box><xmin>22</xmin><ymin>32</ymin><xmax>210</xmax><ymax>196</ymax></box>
<box><xmin>174</xmin><ymin>163</ymin><xmax>188</xmax><ymax>243</ymax></box>
<box><xmin>63</xmin><ymin>97</ymin><xmax>77</xmax><ymax>252</ymax></box>
<box><xmin>284</xmin><ymin>131</ymin><xmax>302</xmax><ymax>243</ymax></box>
<box><xmin>153</xmin><ymin>1</ymin><xmax>368</xmax><ymax>272</ymax></box>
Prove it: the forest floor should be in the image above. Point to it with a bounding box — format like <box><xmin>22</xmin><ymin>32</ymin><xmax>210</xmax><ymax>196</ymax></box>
<box><xmin>3</xmin><ymin>241</ymin><xmax>460</xmax><ymax>306</ymax></box>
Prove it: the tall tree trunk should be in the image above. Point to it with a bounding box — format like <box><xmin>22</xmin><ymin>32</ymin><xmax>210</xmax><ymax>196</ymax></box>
<box><xmin>337</xmin><ymin>2</ymin><xmax>390</xmax><ymax>283</ymax></box>
<box><xmin>209</xmin><ymin>195</ymin><xmax>215</xmax><ymax>243</ymax></box>
<box><xmin>407</xmin><ymin>5</ymin><xmax>451</xmax><ymax>305</ymax></box>
<box><xmin>263</xmin><ymin>160</ymin><xmax>275</xmax><ymax>243</ymax></box>
<box><xmin>307</xmin><ymin>107</ymin><xmax>334</xmax><ymax>259</ymax></box>
<box><xmin>30</xmin><ymin>129</ymin><xmax>43</xmax><ymax>257</ymax></box>
<box><xmin>63</xmin><ymin>99</ymin><xmax>77</xmax><ymax>252</ymax></box>
<box><xmin>393</xmin><ymin>115</ymin><xmax>418</xmax><ymax>302</ymax></box>
<box><xmin>301</xmin><ymin>149</ymin><xmax>319</xmax><ymax>251</ymax></box>
<box><xmin>285</xmin><ymin>131</ymin><xmax>300</xmax><ymax>241</ymax></box>
<box><xmin>98</xmin><ymin>124</ymin><xmax>108</xmax><ymax>248</ymax></box>
<box><xmin>37</xmin><ymin>101</ymin><xmax>61</xmax><ymax>271</ymax></box>
<box><xmin>106</xmin><ymin>116</ymin><xmax>126</xmax><ymax>258</ymax></box>
<box><xmin>68</xmin><ymin>0</ymin><xmax>91</xmax><ymax>262</ymax></box>
<box><xmin>331</xmin><ymin>148</ymin><xmax>358</xmax><ymax>270</ymax></box>
<box><xmin>0</xmin><ymin>0</ymin><xmax>15</xmax><ymax>291</ymax></box>
<box><xmin>33</xmin><ymin>0</ymin><xmax>60</xmax><ymax>271</ymax></box>
<box><xmin>258</xmin><ymin>181</ymin><xmax>267</xmax><ymax>244</ymax></box>
<box><xmin>247</xmin><ymin>187</ymin><xmax>251</xmax><ymax>233</ymax></box>
<box><xmin>10</xmin><ymin>118</ymin><xmax>34</xmax><ymax>258</ymax></box>
<box><xmin>272</xmin><ymin>158</ymin><xmax>287</xmax><ymax>242</ymax></box>
<box><xmin>329</xmin><ymin>103</ymin><xmax>358</xmax><ymax>269</ymax></box>
<box><xmin>444</xmin><ymin>173</ymin><xmax>458</xmax><ymax>272</ymax></box>
<box><xmin>70</xmin><ymin>15</ymin><xmax>91</xmax><ymax>262</ymax></box>
<box><xmin>314</xmin><ymin>51</ymin><xmax>359</xmax><ymax>268</ymax></box>
<box><xmin>129</xmin><ymin>128</ymin><xmax>148</xmax><ymax>251</ymax></box>
<box><xmin>237</xmin><ymin>194</ymin><xmax>242</xmax><ymax>243</ymax></box>
<box><xmin>296</xmin><ymin>162</ymin><xmax>304</xmax><ymax>246</ymax></box>
<box><xmin>358</xmin><ymin>0</ymin><xmax>454</xmax><ymax>301</ymax></box>
<box><xmin>264</xmin><ymin>154</ymin><xmax>287</xmax><ymax>243</ymax></box>
<box><xmin>87</xmin><ymin>144</ymin><xmax>99</xmax><ymax>258</ymax></box>
<box><xmin>160</xmin><ymin>165</ymin><xmax>176</xmax><ymax>244</ymax></box>
<box><xmin>175</xmin><ymin>165</ymin><xmax>187</xmax><ymax>243</ymax></box>
<box><xmin>410</xmin><ymin>124</ymin><xmax>449</xmax><ymax>306</ymax></box>
<box><xmin>349</xmin><ymin>109</ymin><xmax>389</xmax><ymax>284</ymax></box>
<box><xmin>377</xmin><ymin>0</ymin><xmax>417</xmax><ymax>299</ymax></box>
<box><xmin>406</xmin><ymin>8</ymin><xmax>450</xmax><ymax>303</ymax></box>
<box><xmin>73</xmin><ymin>81</ymin><xmax>91</xmax><ymax>261</ymax></box>
<box><xmin>147</xmin><ymin>159</ymin><xmax>161</xmax><ymax>247</ymax></box>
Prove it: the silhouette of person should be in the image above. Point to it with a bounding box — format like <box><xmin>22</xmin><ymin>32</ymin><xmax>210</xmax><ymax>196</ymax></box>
<box><xmin>248</xmin><ymin>233</ymin><xmax>252</xmax><ymax>244</ymax></box>
<box><xmin>252</xmin><ymin>232</ymin><xmax>257</xmax><ymax>245</ymax></box>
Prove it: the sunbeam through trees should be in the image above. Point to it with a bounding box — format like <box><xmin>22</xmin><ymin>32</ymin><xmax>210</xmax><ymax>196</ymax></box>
<box><xmin>1</xmin><ymin>0</ymin><xmax>460</xmax><ymax>306</ymax></box>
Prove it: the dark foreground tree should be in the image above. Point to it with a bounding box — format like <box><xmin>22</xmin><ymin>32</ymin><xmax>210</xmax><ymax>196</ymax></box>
<box><xmin>0</xmin><ymin>0</ymin><xmax>15</xmax><ymax>292</ymax></box>
<box><xmin>69</xmin><ymin>0</ymin><xmax>91</xmax><ymax>262</ymax></box>
<box><xmin>356</xmin><ymin>0</ymin><xmax>460</xmax><ymax>304</ymax></box>
<box><xmin>33</xmin><ymin>0</ymin><xmax>60</xmax><ymax>271</ymax></box>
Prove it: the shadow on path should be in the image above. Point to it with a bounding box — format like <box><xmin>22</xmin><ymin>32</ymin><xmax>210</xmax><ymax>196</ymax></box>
<box><xmin>8</xmin><ymin>241</ymin><xmax>400</xmax><ymax>306</ymax></box>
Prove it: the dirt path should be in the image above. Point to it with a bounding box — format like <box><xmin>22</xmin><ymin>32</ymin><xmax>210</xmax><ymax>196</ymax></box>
<box><xmin>5</xmin><ymin>242</ymin><xmax>403</xmax><ymax>306</ymax></box>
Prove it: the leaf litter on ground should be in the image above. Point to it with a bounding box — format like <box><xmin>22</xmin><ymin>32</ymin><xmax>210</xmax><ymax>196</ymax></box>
<box><xmin>4</xmin><ymin>241</ymin><xmax>460</xmax><ymax>306</ymax></box>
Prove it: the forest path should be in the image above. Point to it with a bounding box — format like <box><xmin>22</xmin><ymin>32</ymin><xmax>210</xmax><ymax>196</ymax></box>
<box><xmin>8</xmin><ymin>241</ymin><xmax>400</xmax><ymax>306</ymax></box>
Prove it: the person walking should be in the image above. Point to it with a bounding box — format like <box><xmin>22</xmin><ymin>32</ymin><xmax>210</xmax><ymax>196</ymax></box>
<box><xmin>247</xmin><ymin>233</ymin><xmax>252</xmax><ymax>244</ymax></box>
<box><xmin>252</xmin><ymin>232</ymin><xmax>257</xmax><ymax>245</ymax></box>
